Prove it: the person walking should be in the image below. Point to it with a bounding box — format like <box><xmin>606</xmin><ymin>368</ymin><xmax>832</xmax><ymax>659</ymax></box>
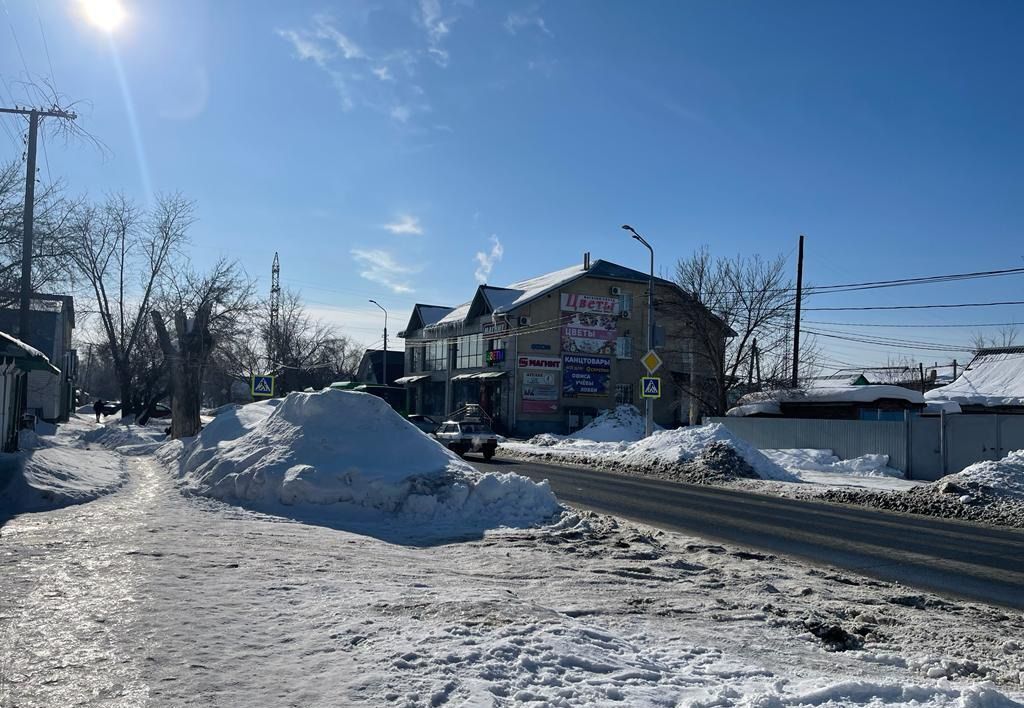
<box><xmin>93</xmin><ymin>399</ymin><xmax>104</xmax><ymax>423</ymax></box>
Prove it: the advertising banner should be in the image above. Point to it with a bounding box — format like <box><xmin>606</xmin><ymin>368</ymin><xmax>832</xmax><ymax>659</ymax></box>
<box><xmin>560</xmin><ymin>292</ymin><xmax>619</xmax><ymax>356</ymax></box>
<box><xmin>562</xmin><ymin>355</ymin><xmax>611</xmax><ymax>397</ymax></box>
<box><xmin>522</xmin><ymin>371</ymin><xmax>559</xmax><ymax>414</ymax></box>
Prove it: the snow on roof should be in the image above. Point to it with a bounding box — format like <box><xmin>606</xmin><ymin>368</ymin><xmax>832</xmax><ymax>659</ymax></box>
<box><xmin>924</xmin><ymin>349</ymin><xmax>1024</xmax><ymax>407</ymax></box>
<box><xmin>726</xmin><ymin>401</ymin><xmax>782</xmax><ymax>417</ymax></box>
<box><xmin>0</xmin><ymin>330</ymin><xmax>59</xmax><ymax>374</ymax></box>
<box><xmin>740</xmin><ymin>385</ymin><xmax>926</xmax><ymax>406</ymax></box>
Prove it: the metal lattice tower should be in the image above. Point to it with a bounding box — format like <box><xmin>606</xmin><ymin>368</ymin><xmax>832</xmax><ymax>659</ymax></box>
<box><xmin>269</xmin><ymin>252</ymin><xmax>281</xmax><ymax>369</ymax></box>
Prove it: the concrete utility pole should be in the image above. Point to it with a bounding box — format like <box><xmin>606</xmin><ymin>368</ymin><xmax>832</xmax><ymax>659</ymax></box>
<box><xmin>0</xmin><ymin>106</ymin><xmax>77</xmax><ymax>344</ymax></box>
<box><xmin>369</xmin><ymin>300</ymin><xmax>388</xmax><ymax>386</ymax></box>
<box><xmin>621</xmin><ymin>224</ymin><xmax>655</xmax><ymax>438</ymax></box>
<box><xmin>791</xmin><ymin>234</ymin><xmax>805</xmax><ymax>389</ymax></box>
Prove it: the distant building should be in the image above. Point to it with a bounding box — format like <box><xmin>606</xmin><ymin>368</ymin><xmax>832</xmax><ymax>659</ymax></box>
<box><xmin>0</xmin><ymin>294</ymin><xmax>76</xmax><ymax>422</ymax></box>
<box><xmin>925</xmin><ymin>346</ymin><xmax>1024</xmax><ymax>414</ymax></box>
<box><xmin>356</xmin><ymin>349</ymin><xmax>405</xmax><ymax>387</ymax></box>
<box><xmin>396</xmin><ymin>257</ymin><xmax>731</xmax><ymax>436</ymax></box>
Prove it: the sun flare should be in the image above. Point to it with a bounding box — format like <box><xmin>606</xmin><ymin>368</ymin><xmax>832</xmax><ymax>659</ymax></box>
<box><xmin>80</xmin><ymin>0</ymin><xmax>126</xmax><ymax>33</ymax></box>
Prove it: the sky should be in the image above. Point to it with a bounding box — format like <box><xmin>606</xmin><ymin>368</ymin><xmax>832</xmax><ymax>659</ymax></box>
<box><xmin>2</xmin><ymin>0</ymin><xmax>1024</xmax><ymax>371</ymax></box>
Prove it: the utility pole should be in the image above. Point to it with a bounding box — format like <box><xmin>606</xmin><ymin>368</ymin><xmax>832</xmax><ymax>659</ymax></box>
<box><xmin>269</xmin><ymin>252</ymin><xmax>280</xmax><ymax>371</ymax></box>
<box><xmin>952</xmin><ymin>359</ymin><xmax>958</xmax><ymax>380</ymax></box>
<box><xmin>0</xmin><ymin>106</ymin><xmax>77</xmax><ymax>344</ymax></box>
<box><xmin>791</xmin><ymin>234</ymin><xmax>805</xmax><ymax>389</ymax></box>
<box><xmin>919</xmin><ymin>362</ymin><xmax>926</xmax><ymax>393</ymax></box>
<box><xmin>622</xmin><ymin>225</ymin><xmax>655</xmax><ymax>438</ymax></box>
<box><xmin>369</xmin><ymin>300</ymin><xmax>388</xmax><ymax>385</ymax></box>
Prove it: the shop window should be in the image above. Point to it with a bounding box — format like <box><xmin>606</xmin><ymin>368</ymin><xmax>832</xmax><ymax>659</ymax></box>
<box><xmin>615</xmin><ymin>383</ymin><xmax>634</xmax><ymax>405</ymax></box>
<box><xmin>425</xmin><ymin>339</ymin><xmax>447</xmax><ymax>371</ymax></box>
<box><xmin>456</xmin><ymin>333</ymin><xmax>484</xmax><ymax>369</ymax></box>
<box><xmin>616</xmin><ymin>336</ymin><xmax>632</xmax><ymax>360</ymax></box>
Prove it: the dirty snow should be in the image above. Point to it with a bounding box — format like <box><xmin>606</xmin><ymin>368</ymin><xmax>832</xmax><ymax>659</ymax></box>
<box><xmin>932</xmin><ymin>450</ymin><xmax>1024</xmax><ymax>502</ymax></box>
<box><xmin>506</xmin><ymin>422</ymin><xmax>797</xmax><ymax>482</ymax></box>
<box><xmin>160</xmin><ymin>389</ymin><xmax>560</xmax><ymax>533</ymax></box>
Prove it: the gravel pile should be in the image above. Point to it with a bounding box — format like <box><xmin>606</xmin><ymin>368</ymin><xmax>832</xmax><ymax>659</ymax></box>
<box><xmin>663</xmin><ymin>442</ymin><xmax>760</xmax><ymax>485</ymax></box>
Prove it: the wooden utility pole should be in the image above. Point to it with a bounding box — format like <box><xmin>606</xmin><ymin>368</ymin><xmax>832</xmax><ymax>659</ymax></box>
<box><xmin>919</xmin><ymin>362</ymin><xmax>926</xmax><ymax>393</ymax></box>
<box><xmin>952</xmin><ymin>359</ymin><xmax>958</xmax><ymax>380</ymax></box>
<box><xmin>0</xmin><ymin>105</ymin><xmax>77</xmax><ymax>344</ymax></box>
<box><xmin>790</xmin><ymin>234</ymin><xmax>805</xmax><ymax>388</ymax></box>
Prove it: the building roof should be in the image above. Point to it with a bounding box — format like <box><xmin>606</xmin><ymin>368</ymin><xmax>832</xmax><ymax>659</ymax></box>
<box><xmin>738</xmin><ymin>385</ymin><xmax>926</xmax><ymax>408</ymax></box>
<box><xmin>925</xmin><ymin>347</ymin><xmax>1024</xmax><ymax>408</ymax></box>
<box><xmin>417</xmin><ymin>259</ymin><xmax>716</xmax><ymax>336</ymax></box>
<box><xmin>0</xmin><ymin>330</ymin><xmax>60</xmax><ymax>374</ymax></box>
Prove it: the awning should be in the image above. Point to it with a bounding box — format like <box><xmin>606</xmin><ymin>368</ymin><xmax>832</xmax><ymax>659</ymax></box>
<box><xmin>394</xmin><ymin>374</ymin><xmax>430</xmax><ymax>385</ymax></box>
<box><xmin>451</xmin><ymin>371</ymin><xmax>508</xmax><ymax>382</ymax></box>
<box><xmin>0</xmin><ymin>330</ymin><xmax>59</xmax><ymax>375</ymax></box>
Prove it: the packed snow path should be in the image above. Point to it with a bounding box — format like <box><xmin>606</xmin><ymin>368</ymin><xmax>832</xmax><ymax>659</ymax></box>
<box><xmin>476</xmin><ymin>458</ymin><xmax>1024</xmax><ymax>610</ymax></box>
<box><xmin>3</xmin><ymin>454</ymin><xmax>1024</xmax><ymax>706</ymax></box>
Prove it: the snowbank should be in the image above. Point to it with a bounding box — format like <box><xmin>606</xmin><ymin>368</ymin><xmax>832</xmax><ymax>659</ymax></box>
<box><xmin>81</xmin><ymin>421</ymin><xmax>169</xmax><ymax>456</ymax></box>
<box><xmin>507</xmin><ymin>423</ymin><xmax>797</xmax><ymax>482</ymax></box>
<box><xmin>935</xmin><ymin>450</ymin><xmax>1024</xmax><ymax>501</ymax></box>
<box><xmin>925</xmin><ymin>349</ymin><xmax>1024</xmax><ymax>408</ymax></box>
<box><xmin>740</xmin><ymin>385</ymin><xmax>926</xmax><ymax>406</ymax></box>
<box><xmin>0</xmin><ymin>422</ymin><xmax>127</xmax><ymax>514</ymax></box>
<box><xmin>161</xmin><ymin>390</ymin><xmax>561</xmax><ymax>530</ymax></box>
<box><xmin>568</xmin><ymin>404</ymin><xmax>652</xmax><ymax>443</ymax></box>
<box><xmin>762</xmin><ymin>449</ymin><xmax>904</xmax><ymax>478</ymax></box>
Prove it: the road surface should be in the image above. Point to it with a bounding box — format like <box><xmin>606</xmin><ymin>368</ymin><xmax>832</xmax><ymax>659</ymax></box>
<box><xmin>474</xmin><ymin>456</ymin><xmax>1024</xmax><ymax>610</ymax></box>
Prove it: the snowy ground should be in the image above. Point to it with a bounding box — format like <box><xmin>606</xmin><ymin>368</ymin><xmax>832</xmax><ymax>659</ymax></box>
<box><xmin>3</xmin><ymin>447</ymin><xmax>1023</xmax><ymax>706</ymax></box>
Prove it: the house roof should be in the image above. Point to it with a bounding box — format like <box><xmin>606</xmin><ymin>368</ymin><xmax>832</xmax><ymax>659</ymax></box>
<box><xmin>739</xmin><ymin>385</ymin><xmax>926</xmax><ymax>407</ymax></box>
<box><xmin>925</xmin><ymin>347</ymin><xmax>1024</xmax><ymax>407</ymax></box>
<box><xmin>416</xmin><ymin>259</ymin><xmax>730</xmax><ymax>336</ymax></box>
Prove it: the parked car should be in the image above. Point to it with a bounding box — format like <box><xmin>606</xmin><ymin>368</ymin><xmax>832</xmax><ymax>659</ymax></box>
<box><xmin>407</xmin><ymin>414</ymin><xmax>438</xmax><ymax>434</ymax></box>
<box><xmin>433</xmin><ymin>421</ymin><xmax>498</xmax><ymax>460</ymax></box>
<box><xmin>148</xmin><ymin>402</ymin><xmax>172</xmax><ymax>419</ymax></box>
<box><xmin>99</xmin><ymin>400</ymin><xmax>121</xmax><ymax>415</ymax></box>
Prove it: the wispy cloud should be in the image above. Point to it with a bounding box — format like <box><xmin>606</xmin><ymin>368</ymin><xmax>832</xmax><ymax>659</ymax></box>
<box><xmin>277</xmin><ymin>28</ymin><xmax>333</xmax><ymax>66</ymax></box>
<box><xmin>474</xmin><ymin>235</ymin><xmax>504</xmax><ymax>284</ymax></box>
<box><xmin>352</xmin><ymin>249</ymin><xmax>418</xmax><ymax>294</ymax></box>
<box><xmin>312</xmin><ymin>14</ymin><xmax>365</xmax><ymax>59</ymax></box>
<box><xmin>390</xmin><ymin>105</ymin><xmax>412</xmax><ymax>123</ymax></box>
<box><xmin>382</xmin><ymin>214</ymin><xmax>423</xmax><ymax>234</ymax></box>
<box><xmin>419</xmin><ymin>0</ymin><xmax>453</xmax><ymax>66</ymax></box>
<box><xmin>372</xmin><ymin>66</ymin><xmax>394</xmax><ymax>81</ymax></box>
<box><xmin>504</xmin><ymin>10</ymin><xmax>553</xmax><ymax>37</ymax></box>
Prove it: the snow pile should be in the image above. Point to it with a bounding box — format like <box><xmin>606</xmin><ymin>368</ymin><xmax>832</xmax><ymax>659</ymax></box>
<box><xmin>569</xmin><ymin>404</ymin><xmax>653</xmax><ymax>443</ymax></box>
<box><xmin>619</xmin><ymin>424</ymin><xmax>797</xmax><ymax>481</ymax></box>
<box><xmin>81</xmin><ymin>421</ymin><xmax>168</xmax><ymax>456</ymax></box>
<box><xmin>163</xmin><ymin>390</ymin><xmax>560</xmax><ymax>528</ymax></box>
<box><xmin>507</xmin><ymin>423</ymin><xmax>797</xmax><ymax>482</ymax></box>
<box><xmin>763</xmin><ymin>449</ymin><xmax>904</xmax><ymax>478</ymax></box>
<box><xmin>0</xmin><ymin>422</ymin><xmax>127</xmax><ymax>513</ymax></box>
<box><xmin>933</xmin><ymin>450</ymin><xmax>1024</xmax><ymax>501</ymax></box>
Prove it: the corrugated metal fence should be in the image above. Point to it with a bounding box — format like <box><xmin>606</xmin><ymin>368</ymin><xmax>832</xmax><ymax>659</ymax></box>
<box><xmin>708</xmin><ymin>415</ymin><xmax>1024</xmax><ymax>481</ymax></box>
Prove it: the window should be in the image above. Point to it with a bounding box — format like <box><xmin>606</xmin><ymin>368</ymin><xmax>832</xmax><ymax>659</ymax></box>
<box><xmin>615</xmin><ymin>384</ymin><xmax>634</xmax><ymax>405</ymax></box>
<box><xmin>410</xmin><ymin>346</ymin><xmax>424</xmax><ymax>373</ymax></box>
<box><xmin>425</xmin><ymin>340</ymin><xmax>447</xmax><ymax>371</ymax></box>
<box><xmin>456</xmin><ymin>333</ymin><xmax>484</xmax><ymax>369</ymax></box>
<box><xmin>616</xmin><ymin>336</ymin><xmax>632</xmax><ymax>360</ymax></box>
<box><xmin>619</xmin><ymin>292</ymin><xmax>633</xmax><ymax>314</ymax></box>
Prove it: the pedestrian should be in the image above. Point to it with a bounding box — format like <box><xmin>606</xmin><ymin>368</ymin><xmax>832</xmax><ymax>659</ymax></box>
<box><xmin>93</xmin><ymin>399</ymin><xmax>104</xmax><ymax>423</ymax></box>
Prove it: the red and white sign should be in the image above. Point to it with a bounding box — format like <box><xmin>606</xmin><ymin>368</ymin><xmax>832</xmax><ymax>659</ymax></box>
<box><xmin>560</xmin><ymin>293</ymin><xmax>619</xmax><ymax>315</ymax></box>
<box><xmin>517</xmin><ymin>355</ymin><xmax>561</xmax><ymax>370</ymax></box>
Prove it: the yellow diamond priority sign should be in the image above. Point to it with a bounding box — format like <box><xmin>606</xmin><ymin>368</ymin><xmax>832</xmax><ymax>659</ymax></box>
<box><xmin>641</xmin><ymin>349</ymin><xmax>663</xmax><ymax>374</ymax></box>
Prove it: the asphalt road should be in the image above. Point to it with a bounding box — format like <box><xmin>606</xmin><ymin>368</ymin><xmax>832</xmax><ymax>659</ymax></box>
<box><xmin>472</xmin><ymin>456</ymin><xmax>1024</xmax><ymax>610</ymax></box>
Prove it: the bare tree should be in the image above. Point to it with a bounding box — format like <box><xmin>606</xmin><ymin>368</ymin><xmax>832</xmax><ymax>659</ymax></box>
<box><xmin>971</xmin><ymin>326</ymin><xmax>1019</xmax><ymax>352</ymax></box>
<box><xmin>671</xmin><ymin>247</ymin><xmax>799</xmax><ymax>415</ymax></box>
<box><xmin>70</xmin><ymin>192</ymin><xmax>193</xmax><ymax>417</ymax></box>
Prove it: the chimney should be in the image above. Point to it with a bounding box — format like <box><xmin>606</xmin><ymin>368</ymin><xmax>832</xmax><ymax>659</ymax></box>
<box><xmin>583</xmin><ymin>252</ymin><xmax>591</xmax><ymax>270</ymax></box>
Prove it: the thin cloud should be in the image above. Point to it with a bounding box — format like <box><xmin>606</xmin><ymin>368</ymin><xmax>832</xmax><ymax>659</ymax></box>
<box><xmin>419</xmin><ymin>0</ymin><xmax>452</xmax><ymax>66</ymax></box>
<box><xmin>352</xmin><ymin>249</ymin><xmax>418</xmax><ymax>294</ymax></box>
<box><xmin>390</xmin><ymin>105</ymin><xmax>412</xmax><ymax>123</ymax></box>
<box><xmin>312</xmin><ymin>15</ymin><xmax>365</xmax><ymax>60</ymax></box>
<box><xmin>277</xmin><ymin>29</ymin><xmax>332</xmax><ymax>66</ymax></box>
<box><xmin>382</xmin><ymin>214</ymin><xmax>423</xmax><ymax>235</ymax></box>
<box><xmin>474</xmin><ymin>235</ymin><xmax>504</xmax><ymax>284</ymax></box>
<box><xmin>504</xmin><ymin>11</ymin><xmax>553</xmax><ymax>37</ymax></box>
<box><xmin>372</xmin><ymin>66</ymin><xmax>394</xmax><ymax>81</ymax></box>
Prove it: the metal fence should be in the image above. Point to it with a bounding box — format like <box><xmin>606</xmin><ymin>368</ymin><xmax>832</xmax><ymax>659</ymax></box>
<box><xmin>708</xmin><ymin>414</ymin><xmax>1024</xmax><ymax>481</ymax></box>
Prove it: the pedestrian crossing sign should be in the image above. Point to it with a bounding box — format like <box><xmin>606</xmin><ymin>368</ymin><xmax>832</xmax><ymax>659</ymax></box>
<box><xmin>251</xmin><ymin>375</ymin><xmax>275</xmax><ymax>397</ymax></box>
<box><xmin>640</xmin><ymin>376</ymin><xmax>661</xmax><ymax>399</ymax></box>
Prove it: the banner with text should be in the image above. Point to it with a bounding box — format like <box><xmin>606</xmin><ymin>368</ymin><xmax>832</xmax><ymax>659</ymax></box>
<box><xmin>562</xmin><ymin>355</ymin><xmax>611</xmax><ymax>397</ymax></box>
<box><xmin>560</xmin><ymin>293</ymin><xmax>619</xmax><ymax>356</ymax></box>
<box><xmin>521</xmin><ymin>371</ymin><xmax>559</xmax><ymax>414</ymax></box>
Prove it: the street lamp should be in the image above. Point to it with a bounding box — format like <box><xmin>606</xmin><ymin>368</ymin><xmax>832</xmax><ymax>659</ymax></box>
<box><xmin>621</xmin><ymin>224</ymin><xmax>655</xmax><ymax>438</ymax></box>
<box><xmin>369</xmin><ymin>300</ymin><xmax>388</xmax><ymax>386</ymax></box>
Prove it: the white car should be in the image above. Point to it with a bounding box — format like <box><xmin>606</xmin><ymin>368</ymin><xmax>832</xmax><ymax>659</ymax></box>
<box><xmin>433</xmin><ymin>421</ymin><xmax>498</xmax><ymax>460</ymax></box>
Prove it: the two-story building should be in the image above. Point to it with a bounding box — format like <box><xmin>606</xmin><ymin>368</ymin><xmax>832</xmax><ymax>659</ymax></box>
<box><xmin>396</xmin><ymin>256</ymin><xmax>730</xmax><ymax>437</ymax></box>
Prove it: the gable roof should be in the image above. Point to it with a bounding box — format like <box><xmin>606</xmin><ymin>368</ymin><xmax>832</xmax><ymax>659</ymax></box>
<box><xmin>400</xmin><ymin>304</ymin><xmax>455</xmax><ymax>337</ymax></box>
<box><xmin>925</xmin><ymin>347</ymin><xmax>1024</xmax><ymax>407</ymax></box>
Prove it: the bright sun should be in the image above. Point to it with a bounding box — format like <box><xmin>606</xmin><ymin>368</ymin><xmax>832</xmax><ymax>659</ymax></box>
<box><xmin>80</xmin><ymin>0</ymin><xmax>126</xmax><ymax>32</ymax></box>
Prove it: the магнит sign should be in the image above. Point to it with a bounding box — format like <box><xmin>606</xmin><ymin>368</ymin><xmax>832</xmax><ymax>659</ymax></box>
<box><xmin>518</xmin><ymin>355</ymin><xmax>561</xmax><ymax>370</ymax></box>
<box><xmin>562</xmin><ymin>354</ymin><xmax>611</xmax><ymax>397</ymax></box>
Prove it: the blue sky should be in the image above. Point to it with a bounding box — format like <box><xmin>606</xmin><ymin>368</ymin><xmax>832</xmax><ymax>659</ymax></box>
<box><xmin>2</xmin><ymin>0</ymin><xmax>1023</xmax><ymax>368</ymax></box>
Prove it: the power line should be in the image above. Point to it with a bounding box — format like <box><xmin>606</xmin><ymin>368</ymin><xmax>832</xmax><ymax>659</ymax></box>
<box><xmin>805</xmin><ymin>300</ymin><xmax>1024</xmax><ymax>312</ymax></box>
<box><xmin>805</xmin><ymin>320</ymin><xmax>1024</xmax><ymax>329</ymax></box>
